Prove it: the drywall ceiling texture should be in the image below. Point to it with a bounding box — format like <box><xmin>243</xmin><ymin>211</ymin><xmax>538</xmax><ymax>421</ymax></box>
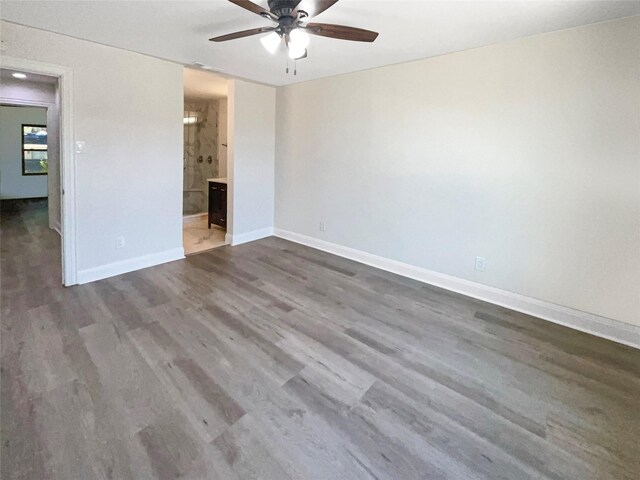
<box><xmin>228</xmin><ymin>79</ymin><xmax>275</xmax><ymax>242</ymax></box>
<box><xmin>0</xmin><ymin>105</ymin><xmax>48</xmax><ymax>199</ymax></box>
<box><xmin>275</xmin><ymin>16</ymin><xmax>640</xmax><ymax>327</ymax></box>
<box><xmin>1</xmin><ymin>1</ymin><xmax>639</xmax><ymax>85</ymax></box>
<box><xmin>1</xmin><ymin>21</ymin><xmax>184</xmax><ymax>275</ymax></box>
<box><xmin>0</xmin><ymin>69</ymin><xmax>58</xmax><ymax>84</ymax></box>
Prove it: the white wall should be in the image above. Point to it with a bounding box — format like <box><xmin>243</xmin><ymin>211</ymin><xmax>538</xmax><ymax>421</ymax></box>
<box><xmin>1</xmin><ymin>76</ymin><xmax>55</xmax><ymax>103</ymax></box>
<box><xmin>1</xmin><ymin>21</ymin><xmax>184</xmax><ymax>279</ymax></box>
<box><xmin>0</xmin><ymin>105</ymin><xmax>48</xmax><ymax>198</ymax></box>
<box><xmin>275</xmin><ymin>16</ymin><xmax>640</xmax><ymax>327</ymax></box>
<box><xmin>218</xmin><ymin>97</ymin><xmax>228</xmax><ymax>178</ymax></box>
<box><xmin>228</xmin><ymin>80</ymin><xmax>275</xmax><ymax>243</ymax></box>
<box><xmin>48</xmin><ymin>82</ymin><xmax>61</xmax><ymax>231</ymax></box>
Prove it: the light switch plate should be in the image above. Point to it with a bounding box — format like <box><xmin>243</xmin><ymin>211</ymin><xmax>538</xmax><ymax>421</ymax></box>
<box><xmin>75</xmin><ymin>141</ymin><xmax>85</xmax><ymax>154</ymax></box>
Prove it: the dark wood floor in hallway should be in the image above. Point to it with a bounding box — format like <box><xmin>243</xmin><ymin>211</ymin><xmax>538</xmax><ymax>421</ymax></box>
<box><xmin>1</xmin><ymin>199</ymin><xmax>639</xmax><ymax>480</ymax></box>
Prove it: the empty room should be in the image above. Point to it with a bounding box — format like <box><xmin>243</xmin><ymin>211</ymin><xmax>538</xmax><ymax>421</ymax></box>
<box><xmin>1</xmin><ymin>1</ymin><xmax>639</xmax><ymax>479</ymax></box>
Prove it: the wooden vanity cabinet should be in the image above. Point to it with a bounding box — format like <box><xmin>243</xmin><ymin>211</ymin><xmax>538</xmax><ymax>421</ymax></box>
<box><xmin>208</xmin><ymin>181</ymin><xmax>227</xmax><ymax>229</ymax></box>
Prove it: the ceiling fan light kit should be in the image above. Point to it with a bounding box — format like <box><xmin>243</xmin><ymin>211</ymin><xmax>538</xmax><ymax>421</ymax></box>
<box><xmin>287</xmin><ymin>42</ymin><xmax>306</xmax><ymax>60</ymax></box>
<box><xmin>289</xmin><ymin>28</ymin><xmax>310</xmax><ymax>48</ymax></box>
<box><xmin>210</xmin><ymin>0</ymin><xmax>379</xmax><ymax>73</ymax></box>
<box><xmin>260</xmin><ymin>31</ymin><xmax>281</xmax><ymax>54</ymax></box>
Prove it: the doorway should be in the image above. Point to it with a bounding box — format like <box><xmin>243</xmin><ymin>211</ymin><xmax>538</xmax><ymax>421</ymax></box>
<box><xmin>182</xmin><ymin>67</ymin><xmax>230</xmax><ymax>255</ymax></box>
<box><xmin>0</xmin><ymin>57</ymin><xmax>76</xmax><ymax>285</ymax></box>
<box><xmin>0</xmin><ymin>68</ymin><xmax>63</xmax><ymax>272</ymax></box>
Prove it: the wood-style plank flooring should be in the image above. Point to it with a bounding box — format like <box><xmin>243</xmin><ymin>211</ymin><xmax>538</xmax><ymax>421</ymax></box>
<box><xmin>2</xmin><ymin>199</ymin><xmax>639</xmax><ymax>480</ymax></box>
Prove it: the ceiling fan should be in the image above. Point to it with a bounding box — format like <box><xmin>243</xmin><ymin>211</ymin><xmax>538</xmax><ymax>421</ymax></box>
<box><xmin>210</xmin><ymin>0</ymin><xmax>379</xmax><ymax>61</ymax></box>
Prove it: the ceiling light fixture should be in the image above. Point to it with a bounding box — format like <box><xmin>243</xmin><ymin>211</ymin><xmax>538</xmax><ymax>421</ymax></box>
<box><xmin>289</xmin><ymin>28</ymin><xmax>310</xmax><ymax>48</ymax></box>
<box><xmin>12</xmin><ymin>72</ymin><xmax>27</xmax><ymax>79</ymax></box>
<box><xmin>259</xmin><ymin>28</ymin><xmax>306</xmax><ymax>61</ymax></box>
<box><xmin>287</xmin><ymin>28</ymin><xmax>309</xmax><ymax>60</ymax></box>
<box><xmin>260</xmin><ymin>31</ymin><xmax>281</xmax><ymax>54</ymax></box>
<box><xmin>287</xmin><ymin>42</ymin><xmax>306</xmax><ymax>60</ymax></box>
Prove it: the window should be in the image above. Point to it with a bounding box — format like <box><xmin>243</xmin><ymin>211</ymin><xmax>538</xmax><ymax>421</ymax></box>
<box><xmin>22</xmin><ymin>124</ymin><xmax>47</xmax><ymax>175</ymax></box>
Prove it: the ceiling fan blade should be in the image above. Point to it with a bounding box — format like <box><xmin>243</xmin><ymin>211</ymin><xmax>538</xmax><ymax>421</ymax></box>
<box><xmin>228</xmin><ymin>0</ymin><xmax>278</xmax><ymax>20</ymax></box>
<box><xmin>292</xmin><ymin>0</ymin><xmax>339</xmax><ymax>19</ymax></box>
<box><xmin>210</xmin><ymin>26</ymin><xmax>276</xmax><ymax>42</ymax></box>
<box><xmin>305</xmin><ymin>23</ymin><xmax>379</xmax><ymax>42</ymax></box>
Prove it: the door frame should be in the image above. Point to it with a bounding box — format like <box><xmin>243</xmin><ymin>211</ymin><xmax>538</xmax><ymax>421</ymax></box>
<box><xmin>0</xmin><ymin>56</ymin><xmax>77</xmax><ymax>285</ymax></box>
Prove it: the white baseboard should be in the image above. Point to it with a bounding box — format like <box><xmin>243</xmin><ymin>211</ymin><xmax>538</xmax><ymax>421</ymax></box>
<box><xmin>230</xmin><ymin>227</ymin><xmax>274</xmax><ymax>246</ymax></box>
<box><xmin>51</xmin><ymin>223</ymin><xmax>62</xmax><ymax>237</ymax></box>
<box><xmin>273</xmin><ymin>228</ymin><xmax>640</xmax><ymax>349</ymax></box>
<box><xmin>77</xmin><ymin>247</ymin><xmax>185</xmax><ymax>285</ymax></box>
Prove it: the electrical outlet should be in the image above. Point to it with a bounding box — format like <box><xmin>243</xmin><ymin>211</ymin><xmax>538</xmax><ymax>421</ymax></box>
<box><xmin>319</xmin><ymin>221</ymin><xmax>326</xmax><ymax>232</ymax></box>
<box><xmin>475</xmin><ymin>256</ymin><xmax>487</xmax><ymax>272</ymax></box>
<box><xmin>116</xmin><ymin>236</ymin><xmax>125</xmax><ymax>249</ymax></box>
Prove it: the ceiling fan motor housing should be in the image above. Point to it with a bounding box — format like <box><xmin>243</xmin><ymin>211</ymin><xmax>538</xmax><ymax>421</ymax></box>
<box><xmin>268</xmin><ymin>0</ymin><xmax>303</xmax><ymax>19</ymax></box>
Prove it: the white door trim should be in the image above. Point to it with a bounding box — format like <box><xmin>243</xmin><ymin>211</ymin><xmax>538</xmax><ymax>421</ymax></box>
<box><xmin>1</xmin><ymin>56</ymin><xmax>77</xmax><ymax>285</ymax></box>
<box><xmin>0</xmin><ymin>98</ymin><xmax>51</xmax><ymax>108</ymax></box>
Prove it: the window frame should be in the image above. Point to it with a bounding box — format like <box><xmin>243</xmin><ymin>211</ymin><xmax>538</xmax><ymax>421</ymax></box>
<box><xmin>21</xmin><ymin>123</ymin><xmax>48</xmax><ymax>176</ymax></box>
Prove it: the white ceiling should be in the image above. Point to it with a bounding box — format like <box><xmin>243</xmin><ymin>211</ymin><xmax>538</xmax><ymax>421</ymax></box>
<box><xmin>184</xmin><ymin>67</ymin><xmax>228</xmax><ymax>101</ymax></box>
<box><xmin>0</xmin><ymin>68</ymin><xmax>58</xmax><ymax>84</ymax></box>
<box><xmin>1</xmin><ymin>1</ymin><xmax>638</xmax><ymax>86</ymax></box>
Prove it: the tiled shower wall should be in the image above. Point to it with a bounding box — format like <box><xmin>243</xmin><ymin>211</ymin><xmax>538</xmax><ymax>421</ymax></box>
<box><xmin>183</xmin><ymin>101</ymin><xmax>220</xmax><ymax>215</ymax></box>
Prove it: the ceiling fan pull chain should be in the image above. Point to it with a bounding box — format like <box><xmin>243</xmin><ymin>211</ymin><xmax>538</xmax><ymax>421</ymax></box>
<box><xmin>294</xmin><ymin>59</ymin><xmax>297</xmax><ymax>76</ymax></box>
<box><xmin>286</xmin><ymin>57</ymin><xmax>289</xmax><ymax>74</ymax></box>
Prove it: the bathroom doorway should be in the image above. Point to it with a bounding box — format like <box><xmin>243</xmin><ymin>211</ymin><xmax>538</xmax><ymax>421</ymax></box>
<box><xmin>182</xmin><ymin>67</ymin><xmax>229</xmax><ymax>255</ymax></box>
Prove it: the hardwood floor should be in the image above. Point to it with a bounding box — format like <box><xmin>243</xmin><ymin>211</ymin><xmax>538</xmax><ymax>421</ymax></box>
<box><xmin>2</xmin><ymin>199</ymin><xmax>639</xmax><ymax>480</ymax></box>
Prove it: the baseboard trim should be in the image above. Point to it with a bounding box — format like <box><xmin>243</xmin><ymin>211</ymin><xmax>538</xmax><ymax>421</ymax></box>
<box><xmin>273</xmin><ymin>228</ymin><xmax>640</xmax><ymax>349</ymax></box>
<box><xmin>230</xmin><ymin>227</ymin><xmax>274</xmax><ymax>246</ymax></box>
<box><xmin>52</xmin><ymin>223</ymin><xmax>62</xmax><ymax>237</ymax></box>
<box><xmin>77</xmin><ymin>247</ymin><xmax>185</xmax><ymax>285</ymax></box>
